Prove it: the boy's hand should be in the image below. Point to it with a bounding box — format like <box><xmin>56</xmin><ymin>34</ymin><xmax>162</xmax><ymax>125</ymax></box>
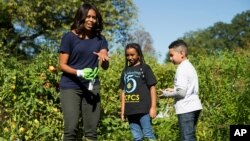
<box><xmin>166</xmin><ymin>88</ymin><xmax>174</xmax><ymax>92</ymax></box>
<box><xmin>159</xmin><ymin>88</ymin><xmax>172</xmax><ymax>98</ymax></box>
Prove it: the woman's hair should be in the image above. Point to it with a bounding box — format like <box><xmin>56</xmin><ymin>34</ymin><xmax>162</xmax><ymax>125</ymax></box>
<box><xmin>71</xmin><ymin>3</ymin><xmax>103</xmax><ymax>36</ymax></box>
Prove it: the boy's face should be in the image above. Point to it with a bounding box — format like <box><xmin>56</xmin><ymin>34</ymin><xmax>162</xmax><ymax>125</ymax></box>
<box><xmin>169</xmin><ymin>48</ymin><xmax>184</xmax><ymax>65</ymax></box>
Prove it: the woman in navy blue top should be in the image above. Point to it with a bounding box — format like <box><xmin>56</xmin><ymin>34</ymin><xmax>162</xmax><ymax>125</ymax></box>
<box><xmin>59</xmin><ymin>3</ymin><xmax>109</xmax><ymax>141</ymax></box>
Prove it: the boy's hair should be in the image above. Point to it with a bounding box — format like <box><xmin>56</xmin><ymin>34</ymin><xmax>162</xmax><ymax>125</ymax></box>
<box><xmin>168</xmin><ymin>39</ymin><xmax>188</xmax><ymax>57</ymax></box>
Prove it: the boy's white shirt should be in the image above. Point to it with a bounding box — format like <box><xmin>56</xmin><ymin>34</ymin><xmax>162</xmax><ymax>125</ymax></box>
<box><xmin>174</xmin><ymin>59</ymin><xmax>202</xmax><ymax>114</ymax></box>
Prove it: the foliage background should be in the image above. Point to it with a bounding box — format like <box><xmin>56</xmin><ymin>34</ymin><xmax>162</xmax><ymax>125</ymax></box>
<box><xmin>0</xmin><ymin>0</ymin><xmax>250</xmax><ymax>141</ymax></box>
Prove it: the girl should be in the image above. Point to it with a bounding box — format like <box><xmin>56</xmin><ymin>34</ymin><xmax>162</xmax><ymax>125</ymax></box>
<box><xmin>119</xmin><ymin>43</ymin><xmax>157</xmax><ymax>141</ymax></box>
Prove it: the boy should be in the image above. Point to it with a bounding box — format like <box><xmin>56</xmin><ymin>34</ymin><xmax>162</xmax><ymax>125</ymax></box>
<box><xmin>160</xmin><ymin>39</ymin><xmax>202</xmax><ymax>141</ymax></box>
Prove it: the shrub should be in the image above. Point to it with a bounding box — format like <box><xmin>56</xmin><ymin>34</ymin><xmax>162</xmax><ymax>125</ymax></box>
<box><xmin>0</xmin><ymin>49</ymin><xmax>249</xmax><ymax>140</ymax></box>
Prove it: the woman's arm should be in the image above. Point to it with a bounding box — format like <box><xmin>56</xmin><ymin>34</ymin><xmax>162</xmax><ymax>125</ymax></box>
<box><xmin>59</xmin><ymin>52</ymin><xmax>77</xmax><ymax>75</ymax></box>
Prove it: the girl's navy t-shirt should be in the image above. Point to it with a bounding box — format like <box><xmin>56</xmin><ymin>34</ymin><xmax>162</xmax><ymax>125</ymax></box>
<box><xmin>59</xmin><ymin>32</ymin><xmax>108</xmax><ymax>89</ymax></box>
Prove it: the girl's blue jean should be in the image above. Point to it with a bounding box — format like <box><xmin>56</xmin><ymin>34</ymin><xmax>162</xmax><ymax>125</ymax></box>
<box><xmin>127</xmin><ymin>113</ymin><xmax>156</xmax><ymax>141</ymax></box>
<box><xmin>177</xmin><ymin>110</ymin><xmax>201</xmax><ymax>141</ymax></box>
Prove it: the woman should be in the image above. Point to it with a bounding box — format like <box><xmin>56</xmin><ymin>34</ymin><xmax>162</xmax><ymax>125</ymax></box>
<box><xmin>59</xmin><ymin>3</ymin><xmax>109</xmax><ymax>141</ymax></box>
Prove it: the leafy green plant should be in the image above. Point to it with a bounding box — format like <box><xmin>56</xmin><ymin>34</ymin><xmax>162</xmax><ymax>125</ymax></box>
<box><xmin>0</xmin><ymin>48</ymin><xmax>249</xmax><ymax>140</ymax></box>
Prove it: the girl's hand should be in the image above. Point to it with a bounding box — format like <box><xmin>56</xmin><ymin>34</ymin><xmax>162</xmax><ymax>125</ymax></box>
<box><xmin>121</xmin><ymin>113</ymin><xmax>125</xmax><ymax>121</ymax></box>
<box><xmin>149</xmin><ymin>107</ymin><xmax>157</xmax><ymax>119</ymax></box>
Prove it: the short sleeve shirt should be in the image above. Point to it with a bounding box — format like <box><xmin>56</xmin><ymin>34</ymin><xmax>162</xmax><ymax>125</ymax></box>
<box><xmin>59</xmin><ymin>32</ymin><xmax>108</xmax><ymax>89</ymax></box>
<box><xmin>119</xmin><ymin>64</ymin><xmax>157</xmax><ymax>115</ymax></box>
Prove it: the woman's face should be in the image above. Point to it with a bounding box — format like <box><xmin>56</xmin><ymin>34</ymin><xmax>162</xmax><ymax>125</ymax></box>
<box><xmin>126</xmin><ymin>48</ymin><xmax>140</xmax><ymax>66</ymax></box>
<box><xmin>83</xmin><ymin>9</ymin><xmax>97</xmax><ymax>31</ymax></box>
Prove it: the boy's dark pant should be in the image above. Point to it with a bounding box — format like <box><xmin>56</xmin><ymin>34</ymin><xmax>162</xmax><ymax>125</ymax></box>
<box><xmin>178</xmin><ymin>110</ymin><xmax>201</xmax><ymax>141</ymax></box>
<box><xmin>60</xmin><ymin>85</ymin><xmax>101</xmax><ymax>141</ymax></box>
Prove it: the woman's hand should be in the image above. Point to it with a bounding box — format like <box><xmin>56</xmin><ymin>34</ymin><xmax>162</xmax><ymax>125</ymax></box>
<box><xmin>94</xmin><ymin>49</ymin><xmax>109</xmax><ymax>70</ymax></box>
<box><xmin>94</xmin><ymin>49</ymin><xmax>109</xmax><ymax>61</ymax></box>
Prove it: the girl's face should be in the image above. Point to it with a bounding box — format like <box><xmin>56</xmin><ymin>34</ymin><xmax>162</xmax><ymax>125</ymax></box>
<box><xmin>83</xmin><ymin>9</ymin><xmax>97</xmax><ymax>31</ymax></box>
<box><xmin>126</xmin><ymin>48</ymin><xmax>140</xmax><ymax>66</ymax></box>
<box><xmin>169</xmin><ymin>48</ymin><xmax>184</xmax><ymax>65</ymax></box>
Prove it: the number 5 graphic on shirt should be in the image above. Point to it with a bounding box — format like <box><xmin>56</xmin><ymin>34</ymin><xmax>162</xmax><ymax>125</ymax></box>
<box><xmin>125</xmin><ymin>75</ymin><xmax>137</xmax><ymax>93</ymax></box>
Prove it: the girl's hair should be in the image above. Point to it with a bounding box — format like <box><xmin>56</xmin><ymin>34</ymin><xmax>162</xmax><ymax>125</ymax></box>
<box><xmin>125</xmin><ymin>43</ymin><xmax>145</xmax><ymax>67</ymax></box>
<box><xmin>125</xmin><ymin>43</ymin><xmax>146</xmax><ymax>79</ymax></box>
<box><xmin>71</xmin><ymin>3</ymin><xmax>103</xmax><ymax>36</ymax></box>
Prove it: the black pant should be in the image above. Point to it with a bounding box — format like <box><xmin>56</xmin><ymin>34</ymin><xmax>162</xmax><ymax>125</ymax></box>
<box><xmin>60</xmin><ymin>85</ymin><xmax>101</xmax><ymax>141</ymax></box>
<box><xmin>177</xmin><ymin>110</ymin><xmax>201</xmax><ymax>141</ymax></box>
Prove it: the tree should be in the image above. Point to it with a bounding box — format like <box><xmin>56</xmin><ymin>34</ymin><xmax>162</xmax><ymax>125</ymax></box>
<box><xmin>230</xmin><ymin>10</ymin><xmax>250</xmax><ymax>48</ymax></box>
<box><xmin>179</xmin><ymin>10</ymin><xmax>250</xmax><ymax>58</ymax></box>
<box><xmin>129</xmin><ymin>29</ymin><xmax>156</xmax><ymax>56</ymax></box>
<box><xmin>0</xmin><ymin>0</ymin><xmax>138</xmax><ymax>59</ymax></box>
